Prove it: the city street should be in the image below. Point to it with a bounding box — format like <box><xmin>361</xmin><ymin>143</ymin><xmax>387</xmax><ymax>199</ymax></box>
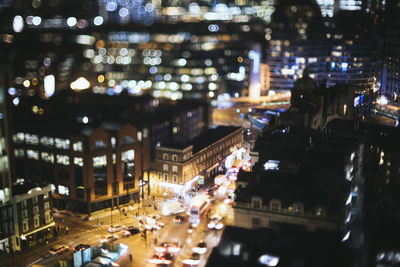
<box><xmin>7</xmin><ymin>190</ymin><xmax>233</xmax><ymax>267</ymax></box>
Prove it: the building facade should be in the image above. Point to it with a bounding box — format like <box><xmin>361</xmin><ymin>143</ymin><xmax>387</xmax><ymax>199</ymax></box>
<box><xmin>12</xmin><ymin>123</ymin><xmax>151</xmax><ymax>215</ymax></box>
<box><xmin>152</xmin><ymin>126</ymin><xmax>243</xmax><ymax>197</ymax></box>
<box><xmin>12</xmin><ymin>183</ymin><xmax>54</xmax><ymax>251</ymax></box>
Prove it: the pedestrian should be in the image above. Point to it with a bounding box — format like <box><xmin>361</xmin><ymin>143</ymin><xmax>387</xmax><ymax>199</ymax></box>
<box><xmin>129</xmin><ymin>254</ymin><xmax>132</xmax><ymax>261</ymax></box>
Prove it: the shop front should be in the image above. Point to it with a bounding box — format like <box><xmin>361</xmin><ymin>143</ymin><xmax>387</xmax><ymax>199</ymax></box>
<box><xmin>19</xmin><ymin>222</ymin><xmax>55</xmax><ymax>250</ymax></box>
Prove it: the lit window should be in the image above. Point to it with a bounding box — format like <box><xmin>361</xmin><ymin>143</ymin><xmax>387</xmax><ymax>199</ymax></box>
<box><xmin>27</xmin><ymin>149</ymin><xmax>39</xmax><ymax>160</ymax></box>
<box><xmin>41</xmin><ymin>152</ymin><xmax>54</xmax><ymax>163</ymax></box>
<box><xmin>122</xmin><ymin>150</ymin><xmax>134</xmax><ymax>161</ymax></box>
<box><xmin>33</xmin><ymin>205</ymin><xmax>39</xmax><ymax>214</ymax></box>
<box><xmin>22</xmin><ymin>219</ymin><xmax>29</xmax><ymax>232</ymax></box>
<box><xmin>163</xmin><ymin>153</ymin><xmax>168</xmax><ymax>160</ymax></box>
<box><xmin>172</xmin><ymin>166</ymin><xmax>178</xmax><ymax>173</ymax></box>
<box><xmin>111</xmin><ymin>137</ymin><xmax>116</xmax><ymax>148</ymax></box>
<box><xmin>73</xmin><ymin>141</ymin><xmax>83</xmax><ymax>151</ymax></box>
<box><xmin>13</xmin><ymin>133</ymin><xmax>25</xmax><ymax>143</ymax></box>
<box><xmin>25</xmin><ymin>134</ymin><xmax>39</xmax><ymax>145</ymax></box>
<box><xmin>14</xmin><ymin>149</ymin><xmax>24</xmax><ymax>158</ymax></box>
<box><xmin>58</xmin><ymin>185</ymin><xmax>70</xmax><ymax>195</ymax></box>
<box><xmin>232</xmin><ymin>243</ymin><xmax>241</xmax><ymax>256</ymax></box>
<box><xmin>45</xmin><ymin>211</ymin><xmax>51</xmax><ymax>224</ymax></box>
<box><xmin>40</xmin><ymin>136</ymin><xmax>54</xmax><ymax>146</ymax></box>
<box><xmin>56</xmin><ymin>155</ymin><xmax>70</xmax><ymax>165</ymax></box>
<box><xmin>74</xmin><ymin>157</ymin><xmax>83</xmax><ymax>167</ymax></box>
<box><xmin>163</xmin><ymin>164</ymin><xmax>168</xmax><ymax>171</ymax></box>
<box><xmin>143</xmin><ymin>128</ymin><xmax>149</xmax><ymax>138</ymax></box>
<box><xmin>34</xmin><ymin>215</ymin><xmax>40</xmax><ymax>228</ymax></box>
<box><xmin>55</xmin><ymin>138</ymin><xmax>70</xmax><ymax>149</ymax></box>
<box><xmin>44</xmin><ymin>201</ymin><xmax>50</xmax><ymax>210</ymax></box>
<box><xmin>93</xmin><ymin>155</ymin><xmax>107</xmax><ymax>167</ymax></box>
<box><xmin>137</xmin><ymin>131</ymin><xmax>142</xmax><ymax>142</ymax></box>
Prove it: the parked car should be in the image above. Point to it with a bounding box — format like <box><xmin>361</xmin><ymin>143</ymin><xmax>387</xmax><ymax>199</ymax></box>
<box><xmin>100</xmin><ymin>234</ymin><xmax>118</xmax><ymax>244</ymax></box>
<box><xmin>49</xmin><ymin>245</ymin><xmax>69</xmax><ymax>255</ymax></box>
<box><xmin>73</xmin><ymin>244</ymin><xmax>91</xmax><ymax>252</ymax></box>
<box><xmin>123</xmin><ymin>226</ymin><xmax>141</xmax><ymax>236</ymax></box>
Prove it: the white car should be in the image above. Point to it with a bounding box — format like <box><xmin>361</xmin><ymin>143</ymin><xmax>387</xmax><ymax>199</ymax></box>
<box><xmin>108</xmin><ymin>225</ymin><xmax>125</xmax><ymax>233</ymax></box>
<box><xmin>192</xmin><ymin>241</ymin><xmax>207</xmax><ymax>255</ymax></box>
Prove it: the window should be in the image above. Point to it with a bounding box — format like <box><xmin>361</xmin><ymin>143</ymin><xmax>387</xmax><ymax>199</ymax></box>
<box><xmin>22</xmin><ymin>210</ymin><xmax>28</xmax><ymax>219</ymax></box>
<box><xmin>14</xmin><ymin>149</ymin><xmax>24</xmax><ymax>158</ymax></box>
<box><xmin>252</xmin><ymin>197</ymin><xmax>262</xmax><ymax>209</ymax></box>
<box><xmin>44</xmin><ymin>201</ymin><xmax>50</xmax><ymax>210</ymax></box>
<box><xmin>21</xmin><ymin>200</ymin><xmax>27</xmax><ymax>208</ymax></box>
<box><xmin>158</xmin><ymin>172</ymin><xmax>162</xmax><ymax>181</ymax></box>
<box><xmin>58</xmin><ymin>185</ymin><xmax>69</xmax><ymax>196</ymax></box>
<box><xmin>163</xmin><ymin>153</ymin><xmax>168</xmax><ymax>160</ymax></box>
<box><xmin>55</xmin><ymin>138</ymin><xmax>70</xmax><ymax>149</ymax></box>
<box><xmin>73</xmin><ymin>141</ymin><xmax>83</xmax><ymax>151</ymax></box>
<box><xmin>33</xmin><ymin>205</ymin><xmax>39</xmax><ymax>214</ymax></box>
<box><xmin>137</xmin><ymin>131</ymin><xmax>142</xmax><ymax>142</ymax></box>
<box><xmin>316</xmin><ymin>207</ymin><xmax>326</xmax><ymax>217</ymax></box>
<box><xmin>93</xmin><ymin>140</ymin><xmax>106</xmax><ymax>149</ymax></box>
<box><xmin>163</xmin><ymin>164</ymin><xmax>168</xmax><ymax>171</ymax></box>
<box><xmin>164</xmin><ymin>173</ymin><xmax>168</xmax><ymax>182</ymax></box>
<box><xmin>173</xmin><ymin>175</ymin><xmax>177</xmax><ymax>183</ymax></box>
<box><xmin>252</xmin><ymin>218</ymin><xmax>260</xmax><ymax>229</ymax></box>
<box><xmin>111</xmin><ymin>137</ymin><xmax>116</xmax><ymax>148</ymax></box>
<box><xmin>56</xmin><ymin>155</ymin><xmax>69</xmax><ymax>165</ymax></box>
<box><xmin>41</xmin><ymin>152</ymin><xmax>54</xmax><ymax>163</ymax></box>
<box><xmin>74</xmin><ymin>157</ymin><xmax>83</xmax><ymax>167</ymax></box>
<box><xmin>22</xmin><ymin>220</ymin><xmax>29</xmax><ymax>232</ymax></box>
<box><xmin>293</xmin><ymin>202</ymin><xmax>304</xmax><ymax>215</ymax></box>
<box><xmin>33</xmin><ymin>196</ymin><xmax>38</xmax><ymax>204</ymax></box>
<box><xmin>34</xmin><ymin>215</ymin><xmax>40</xmax><ymax>228</ymax></box>
<box><xmin>270</xmin><ymin>199</ymin><xmax>281</xmax><ymax>212</ymax></box>
<box><xmin>93</xmin><ymin>155</ymin><xmax>107</xmax><ymax>167</ymax></box>
<box><xmin>13</xmin><ymin>133</ymin><xmax>24</xmax><ymax>143</ymax></box>
<box><xmin>232</xmin><ymin>243</ymin><xmax>241</xmax><ymax>256</ymax></box>
<box><xmin>172</xmin><ymin>165</ymin><xmax>178</xmax><ymax>173</ymax></box>
<box><xmin>25</xmin><ymin>133</ymin><xmax>39</xmax><ymax>145</ymax></box>
<box><xmin>45</xmin><ymin>211</ymin><xmax>51</xmax><ymax>224</ymax></box>
<box><xmin>40</xmin><ymin>136</ymin><xmax>54</xmax><ymax>147</ymax></box>
<box><xmin>172</xmin><ymin>155</ymin><xmax>177</xmax><ymax>161</ymax></box>
<box><xmin>143</xmin><ymin>128</ymin><xmax>149</xmax><ymax>138</ymax></box>
<box><xmin>122</xmin><ymin>136</ymin><xmax>135</xmax><ymax>145</ymax></box>
<box><xmin>27</xmin><ymin>149</ymin><xmax>39</xmax><ymax>160</ymax></box>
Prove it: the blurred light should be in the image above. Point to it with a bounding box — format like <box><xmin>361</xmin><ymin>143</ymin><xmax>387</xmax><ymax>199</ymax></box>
<box><xmin>32</xmin><ymin>16</ymin><xmax>42</xmax><ymax>26</ymax></box>
<box><xmin>119</xmin><ymin>7</ymin><xmax>129</xmax><ymax>17</ymax></box>
<box><xmin>208</xmin><ymin>24</ymin><xmax>219</xmax><ymax>32</ymax></box>
<box><xmin>106</xmin><ymin>2</ymin><xmax>118</xmax><ymax>11</ymax></box>
<box><xmin>82</xmin><ymin>116</ymin><xmax>89</xmax><ymax>124</ymax></box>
<box><xmin>377</xmin><ymin>95</ymin><xmax>388</xmax><ymax>105</ymax></box>
<box><xmin>43</xmin><ymin>57</ymin><xmax>51</xmax><ymax>67</ymax></box>
<box><xmin>70</xmin><ymin>77</ymin><xmax>90</xmax><ymax>90</ymax></box>
<box><xmin>342</xmin><ymin>231</ymin><xmax>350</xmax><ymax>242</ymax></box>
<box><xmin>258</xmin><ymin>254</ymin><xmax>279</xmax><ymax>266</ymax></box>
<box><xmin>44</xmin><ymin>75</ymin><xmax>55</xmax><ymax>98</ymax></box>
<box><xmin>209</xmin><ymin>91</ymin><xmax>215</xmax><ymax>97</ymax></box>
<box><xmin>341</xmin><ymin>62</ymin><xmax>348</xmax><ymax>71</ymax></box>
<box><xmin>67</xmin><ymin>17</ymin><xmax>77</xmax><ymax>27</ymax></box>
<box><xmin>76</xmin><ymin>35</ymin><xmax>95</xmax><ymax>45</ymax></box>
<box><xmin>8</xmin><ymin>88</ymin><xmax>16</xmax><ymax>96</ymax></box>
<box><xmin>13</xmin><ymin>16</ymin><xmax>24</xmax><ymax>32</ymax></box>
<box><xmin>149</xmin><ymin>66</ymin><xmax>157</xmax><ymax>74</ymax></box>
<box><xmin>177</xmin><ymin>58</ymin><xmax>187</xmax><ymax>66</ymax></box>
<box><xmin>77</xmin><ymin>19</ymin><xmax>88</xmax><ymax>29</ymax></box>
<box><xmin>13</xmin><ymin>97</ymin><xmax>20</xmax><ymax>106</ymax></box>
<box><xmin>93</xmin><ymin>16</ymin><xmax>104</xmax><ymax>26</ymax></box>
<box><xmin>23</xmin><ymin>80</ymin><xmax>30</xmax><ymax>87</ymax></box>
<box><xmin>98</xmin><ymin>75</ymin><xmax>105</xmax><ymax>83</ymax></box>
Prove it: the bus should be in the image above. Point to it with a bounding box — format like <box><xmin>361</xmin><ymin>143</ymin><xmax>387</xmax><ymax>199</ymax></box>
<box><xmin>189</xmin><ymin>195</ymin><xmax>211</xmax><ymax>225</ymax></box>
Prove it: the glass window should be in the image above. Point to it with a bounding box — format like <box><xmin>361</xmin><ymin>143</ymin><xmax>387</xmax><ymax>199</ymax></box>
<box><xmin>40</xmin><ymin>136</ymin><xmax>54</xmax><ymax>146</ymax></box>
<box><xmin>143</xmin><ymin>128</ymin><xmax>149</xmax><ymax>138</ymax></box>
<box><xmin>122</xmin><ymin>136</ymin><xmax>134</xmax><ymax>145</ymax></box>
<box><xmin>58</xmin><ymin>185</ymin><xmax>69</xmax><ymax>195</ymax></box>
<box><xmin>25</xmin><ymin>134</ymin><xmax>39</xmax><ymax>145</ymax></box>
<box><xmin>122</xmin><ymin>150</ymin><xmax>134</xmax><ymax>161</ymax></box>
<box><xmin>173</xmin><ymin>175</ymin><xmax>177</xmax><ymax>183</ymax></box>
<box><xmin>23</xmin><ymin>220</ymin><xmax>29</xmax><ymax>232</ymax></box>
<box><xmin>172</xmin><ymin>155</ymin><xmax>177</xmax><ymax>161</ymax></box>
<box><xmin>172</xmin><ymin>165</ymin><xmax>178</xmax><ymax>173</ymax></box>
<box><xmin>270</xmin><ymin>199</ymin><xmax>281</xmax><ymax>212</ymax></box>
<box><xmin>14</xmin><ymin>148</ymin><xmax>24</xmax><ymax>158</ymax></box>
<box><xmin>55</xmin><ymin>138</ymin><xmax>70</xmax><ymax>149</ymax></box>
<box><xmin>74</xmin><ymin>157</ymin><xmax>83</xmax><ymax>167</ymax></box>
<box><xmin>22</xmin><ymin>210</ymin><xmax>28</xmax><ymax>219</ymax></box>
<box><xmin>21</xmin><ymin>200</ymin><xmax>27</xmax><ymax>208</ymax></box>
<box><xmin>45</xmin><ymin>211</ymin><xmax>51</xmax><ymax>224</ymax></box>
<box><xmin>33</xmin><ymin>196</ymin><xmax>38</xmax><ymax>204</ymax></box>
<box><xmin>27</xmin><ymin>149</ymin><xmax>39</xmax><ymax>160</ymax></box>
<box><xmin>33</xmin><ymin>205</ymin><xmax>39</xmax><ymax>214</ymax></box>
<box><xmin>13</xmin><ymin>133</ymin><xmax>25</xmax><ymax>143</ymax></box>
<box><xmin>73</xmin><ymin>141</ymin><xmax>83</xmax><ymax>151</ymax></box>
<box><xmin>93</xmin><ymin>155</ymin><xmax>107</xmax><ymax>167</ymax></box>
<box><xmin>232</xmin><ymin>243</ymin><xmax>241</xmax><ymax>256</ymax></box>
<box><xmin>34</xmin><ymin>215</ymin><xmax>40</xmax><ymax>228</ymax></box>
<box><xmin>163</xmin><ymin>164</ymin><xmax>168</xmax><ymax>171</ymax></box>
<box><xmin>252</xmin><ymin>218</ymin><xmax>260</xmax><ymax>229</ymax></box>
<box><xmin>41</xmin><ymin>152</ymin><xmax>54</xmax><ymax>163</ymax></box>
<box><xmin>44</xmin><ymin>201</ymin><xmax>50</xmax><ymax>210</ymax></box>
<box><xmin>111</xmin><ymin>137</ymin><xmax>116</xmax><ymax>148</ymax></box>
<box><xmin>158</xmin><ymin>173</ymin><xmax>162</xmax><ymax>181</ymax></box>
<box><xmin>56</xmin><ymin>155</ymin><xmax>70</xmax><ymax>165</ymax></box>
<box><xmin>93</xmin><ymin>140</ymin><xmax>106</xmax><ymax>149</ymax></box>
<box><xmin>137</xmin><ymin>131</ymin><xmax>142</xmax><ymax>142</ymax></box>
<box><xmin>164</xmin><ymin>173</ymin><xmax>168</xmax><ymax>182</ymax></box>
<box><xmin>163</xmin><ymin>153</ymin><xmax>168</xmax><ymax>160</ymax></box>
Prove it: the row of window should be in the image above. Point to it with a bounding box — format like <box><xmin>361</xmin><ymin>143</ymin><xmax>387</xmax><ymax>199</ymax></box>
<box><xmin>158</xmin><ymin>173</ymin><xmax>178</xmax><ymax>183</ymax></box>
<box><xmin>21</xmin><ymin>201</ymin><xmax>50</xmax><ymax>219</ymax></box>
<box><xmin>22</xmin><ymin>210</ymin><xmax>51</xmax><ymax>233</ymax></box>
<box><xmin>162</xmin><ymin>153</ymin><xmax>178</xmax><ymax>161</ymax></box>
<box><xmin>251</xmin><ymin>198</ymin><xmax>326</xmax><ymax>217</ymax></box>
<box><xmin>162</xmin><ymin>164</ymin><xmax>178</xmax><ymax>172</ymax></box>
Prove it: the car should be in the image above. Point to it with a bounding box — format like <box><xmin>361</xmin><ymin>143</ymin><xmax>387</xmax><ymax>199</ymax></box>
<box><xmin>155</xmin><ymin>242</ymin><xmax>182</xmax><ymax>255</ymax></box>
<box><xmin>123</xmin><ymin>226</ymin><xmax>141</xmax><ymax>236</ymax></box>
<box><xmin>108</xmin><ymin>225</ymin><xmax>125</xmax><ymax>233</ymax></box>
<box><xmin>148</xmin><ymin>252</ymin><xmax>174</xmax><ymax>265</ymax></box>
<box><xmin>100</xmin><ymin>234</ymin><xmax>118</xmax><ymax>244</ymax></box>
<box><xmin>183</xmin><ymin>253</ymin><xmax>201</xmax><ymax>266</ymax></box>
<box><xmin>173</xmin><ymin>215</ymin><xmax>185</xmax><ymax>224</ymax></box>
<box><xmin>192</xmin><ymin>241</ymin><xmax>207</xmax><ymax>254</ymax></box>
<box><xmin>73</xmin><ymin>244</ymin><xmax>91</xmax><ymax>252</ymax></box>
<box><xmin>49</xmin><ymin>245</ymin><xmax>69</xmax><ymax>255</ymax></box>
